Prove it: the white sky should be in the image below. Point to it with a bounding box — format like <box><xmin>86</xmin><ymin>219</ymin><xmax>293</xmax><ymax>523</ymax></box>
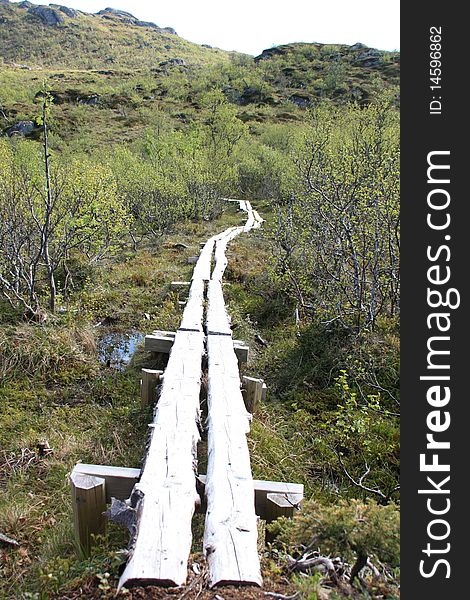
<box><xmin>14</xmin><ymin>1</ymin><xmax>400</xmax><ymax>56</ymax></box>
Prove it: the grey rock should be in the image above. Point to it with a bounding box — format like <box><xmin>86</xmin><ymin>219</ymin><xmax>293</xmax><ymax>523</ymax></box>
<box><xmin>4</xmin><ymin>120</ymin><xmax>36</xmax><ymax>137</ymax></box>
<box><xmin>97</xmin><ymin>8</ymin><xmax>136</xmax><ymax>20</ymax></box>
<box><xmin>354</xmin><ymin>47</ymin><xmax>383</xmax><ymax>67</ymax></box>
<box><xmin>53</xmin><ymin>5</ymin><xmax>78</xmax><ymax>18</ymax></box>
<box><xmin>18</xmin><ymin>1</ymin><xmax>33</xmax><ymax>8</ymax></box>
<box><xmin>159</xmin><ymin>57</ymin><xmax>186</xmax><ymax>67</ymax></box>
<box><xmin>350</xmin><ymin>42</ymin><xmax>367</xmax><ymax>51</ymax></box>
<box><xmin>162</xmin><ymin>26</ymin><xmax>177</xmax><ymax>35</ymax></box>
<box><xmin>289</xmin><ymin>93</ymin><xmax>310</xmax><ymax>108</ymax></box>
<box><xmin>105</xmin><ymin>498</ymin><xmax>136</xmax><ymax>533</ymax></box>
<box><xmin>28</xmin><ymin>5</ymin><xmax>64</xmax><ymax>25</ymax></box>
<box><xmin>78</xmin><ymin>93</ymin><xmax>100</xmax><ymax>105</ymax></box>
<box><xmin>135</xmin><ymin>19</ymin><xmax>159</xmax><ymax>29</ymax></box>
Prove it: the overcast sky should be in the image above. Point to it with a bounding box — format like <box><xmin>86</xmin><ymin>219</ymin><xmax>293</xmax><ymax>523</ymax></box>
<box><xmin>16</xmin><ymin>0</ymin><xmax>400</xmax><ymax>56</ymax></box>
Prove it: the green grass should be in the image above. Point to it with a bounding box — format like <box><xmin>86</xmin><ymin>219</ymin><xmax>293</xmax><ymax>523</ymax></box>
<box><xmin>0</xmin><ymin>201</ymin><xmax>399</xmax><ymax>598</ymax></box>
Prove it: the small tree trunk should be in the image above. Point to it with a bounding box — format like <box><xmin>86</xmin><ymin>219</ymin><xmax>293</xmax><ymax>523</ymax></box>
<box><xmin>350</xmin><ymin>551</ymin><xmax>368</xmax><ymax>583</ymax></box>
<box><xmin>42</xmin><ymin>93</ymin><xmax>56</xmax><ymax>313</ymax></box>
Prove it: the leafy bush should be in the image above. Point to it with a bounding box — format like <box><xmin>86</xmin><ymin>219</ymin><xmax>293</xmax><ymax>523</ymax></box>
<box><xmin>272</xmin><ymin>498</ymin><xmax>400</xmax><ymax>580</ymax></box>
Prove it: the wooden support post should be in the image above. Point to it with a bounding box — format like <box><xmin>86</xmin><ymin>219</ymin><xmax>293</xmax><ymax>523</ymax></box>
<box><xmin>141</xmin><ymin>369</ymin><xmax>163</xmax><ymax>409</ymax></box>
<box><xmin>70</xmin><ymin>471</ymin><xmax>106</xmax><ymax>555</ymax></box>
<box><xmin>233</xmin><ymin>340</ymin><xmax>249</xmax><ymax>364</ymax></box>
<box><xmin>242</xmin><ymin>376</ymin><xmax>264</xmax><ymax>413</ymax></box>
<box><xmin>265</xmin><ymin>492</ymin><xmax>303</xmax><ymax>543</ymax></box>
<box><xmin>265</xmin><ymin>492</ymin><xmax>302</xmax><ymax>522</ymax></box>
<box><xmin>261</xmin><ymin>382</ymin><xmax>267</xmax><ymax>402</ymax></box>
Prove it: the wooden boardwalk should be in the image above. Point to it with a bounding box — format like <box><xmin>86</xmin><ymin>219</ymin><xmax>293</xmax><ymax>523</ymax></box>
<box><xmin>119</xmin><ymin>200</ymin><xmax>263</xmax><ymax>589</ymax></box>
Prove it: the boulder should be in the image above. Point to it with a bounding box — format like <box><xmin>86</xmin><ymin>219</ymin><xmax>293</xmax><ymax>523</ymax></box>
<box><xmin>34</xmin><ymin>89</ymin><xmax>100</xmax><ymax>105</ymax></box>
<box><xmin>255</xmin><ymin>45</ymin><xmax>293</xmax><ymax>62</ymax></box>
<box><xmin>350</xmin><ymin>42</ymin><xmax>367</xmax><ymax>51</ymax></box>
<box><xmin>4</xmin><ymin>120</ymin><xmax>36</xmax><ymax>137</ymax></box>
<box><xmin>160</xmin><ymin>57</ymin><xmax>186</xmax><ymax>67</ymax></box>
<box><xmin>18</xmin><ymin>1</ymin><xmax>33</xmax><ymax>7</ymax></box>
<box><xmin>97</xmin><ymin>8</ymin><xmax>136</xmax><ymax>19</ymax></box>
<box><xmin>28</xmin><ymin>5</ymin><xmax>64</xmax><ymax>25</ymax></box>
<box><xmin>354</xmin><ymin>47</ymin><xmax>383</xmax><ymax>67</ymax></box>
<box><xmin>289</xmin><ymin>93</ymin><xmax>310</xmax><ymax>108</ymax></box>
<box><xmin>52</xmin><ymin>5</ymin><xmax>78</xmax><ymax>18</ymax></box>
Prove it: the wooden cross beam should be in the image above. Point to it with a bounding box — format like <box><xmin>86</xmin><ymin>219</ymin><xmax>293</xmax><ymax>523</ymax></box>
<box><xmin>70</xmin><ymin>463</ymin><xmax>303</xmax><ymax>554</ymax></box>
<box><xmin>145</xmin><ymin>332</ymin><xmax>249</xmax><ymax>363</ymax></box>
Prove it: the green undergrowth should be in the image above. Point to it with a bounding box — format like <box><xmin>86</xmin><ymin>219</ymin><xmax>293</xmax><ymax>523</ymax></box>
<box><xmin>0</xmin><ymin>205</ymin><xmax>245</xmax><ymax>598</ymax></box>
<box><xmin>0</xmin><ymin>202</ymin><xmax>399</xmax><ymax>598</ymax></box>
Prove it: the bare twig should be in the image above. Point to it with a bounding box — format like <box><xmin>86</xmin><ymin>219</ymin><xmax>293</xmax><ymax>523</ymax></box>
<box><xmin>337</xmin><ymin>454</ymin><xmax>399</xmax><ymax>501</ymax></box>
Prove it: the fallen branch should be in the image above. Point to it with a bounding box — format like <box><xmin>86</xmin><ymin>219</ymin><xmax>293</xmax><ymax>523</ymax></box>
<box><xmin>0</xmin><ymin>532</ymin><xmax>19</xmax><ymax>547</ymax></box>
<box><xmin>265</xmin><ymin>592</ymin><xmax>300</xmax><ymax>600</ymax></box>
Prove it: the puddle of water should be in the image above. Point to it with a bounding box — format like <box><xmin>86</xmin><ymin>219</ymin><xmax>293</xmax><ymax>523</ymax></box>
<box><xmin>97</xmin><ymin>331</ymin><xmax>144</xmax><ymax>370</ymax></box>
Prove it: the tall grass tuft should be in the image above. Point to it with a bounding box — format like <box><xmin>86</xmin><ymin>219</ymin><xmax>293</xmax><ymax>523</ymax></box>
<box><xmin>0</xmin><ymin>324</ymin><xmax>97</xmax><ymax>381</ymax></box>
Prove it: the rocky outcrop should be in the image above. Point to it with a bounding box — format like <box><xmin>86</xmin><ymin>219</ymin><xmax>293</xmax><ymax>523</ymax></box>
<box><xmin>289</xmin><ymin>93</ymin><xmax>311</xmax><ymax>108</ymax></box>
<box><xmin>4</xmin><ymin>120</ymin><xmax>37</xmax><ymax>137</ymax></box>
<box><xmin>34</xmin><ymin>89</ymin><xmax>100</xmax><ymax>105</ymax></box>
<box><xmin>159</xmin><ymin>57</ymin><xmax>186</xmax><ymax>67</ymax></box>
<box><xmin>349</xmin><ymin>42</ymin><xmax>367</xmax><ymax>51</ymax></box>
<box><xmin>28</xmin><ymin>5</ymin><xmax>64</xmax><ymax>26</ymax></box>
<box><xmin>96</xmin><ymin>7</ymin><xmax>177</xmax><ymax>34</ymax></box>
<box><xmin>255</xmin><ymin>45</ymin><xmax>294</xmax><ymax>62</ymax></box>
<box><xmin>353</xmin><ymin>47</ymin><xmax>383</xmax><ymax>68</ymax></box>
<box><xmin>50</xmin><ymin>5</ymin><xmax>78</xmax><ymax>18</ymax></box>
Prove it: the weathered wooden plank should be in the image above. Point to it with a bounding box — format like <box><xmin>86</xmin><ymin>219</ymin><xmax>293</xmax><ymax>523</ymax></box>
<box><xmin>119</xmin><ymin>329</ymin><xmax>204</xmax><ymax>589</ymax></box>
<box><xmin>192</xmin><ymin>238</ymin><xmax>215</xmax><ymax>282</ymax></box>
<box><xmin>73</xmin><ymin>464</ymin><xmax>141</xmax><ymax>504</ymax></box>
<box><xmin>145</xmin><ymin>334</ymin><xmax>174</xmax><ymax>354</ymax></box>
<box><xmin>180</xmin><ymin>277</ymin><xmax>205</xmax><ymax>332</ymax></box>
<box><xmin>70</xmin><ymin>471</ymin><xmax>106</xmax><ymax>555</ymax></box>
<box><xmin>204</xmin><ymin>334</ymin><xmax>262</xmax><ymax>587</ymax></box>
<box><xmin>207</xmin><ymin>280</ymin><xmax>232</xmax><ymax>335</ymax></box>
<box><xmin>197</xmin><ymin>474</ymin><xmax>303</xmax><ymax>519</ymax></box>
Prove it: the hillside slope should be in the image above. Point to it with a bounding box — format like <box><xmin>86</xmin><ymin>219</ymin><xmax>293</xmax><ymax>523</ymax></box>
<box><xmin>0</xmin><ymin>1</ymin><xmax>230</xmax><ymax>69</ymax></box>
<box><xmin>1</xmin><ymin>1</ymin><xmax>399</xmax><ymax>147</ymax></box>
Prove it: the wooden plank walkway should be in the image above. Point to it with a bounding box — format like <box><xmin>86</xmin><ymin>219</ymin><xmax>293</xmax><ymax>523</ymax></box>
<box><xmin>118</xmin><ymin>329</ymin><xmax>204</xmax><ymax>587</ymax></box>
<box><xmin>119</xmin><ymin>199</ymin><xmax>262</xmax><ymax>589</ymax></box>
<box><xmin>203</xmin><ymin>201</ymin><xmax>263</xmax><ymax>587</ymax></box>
